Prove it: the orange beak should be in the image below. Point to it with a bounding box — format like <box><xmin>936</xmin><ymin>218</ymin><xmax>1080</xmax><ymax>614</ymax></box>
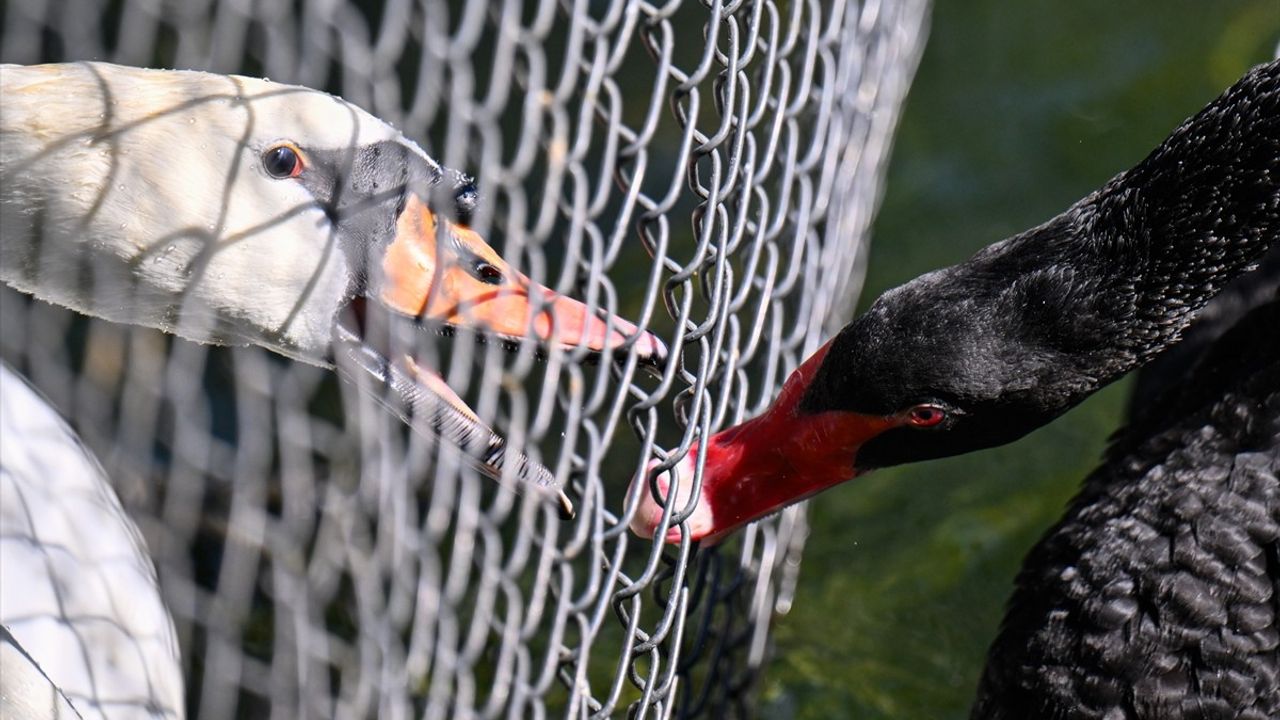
<box><xmin>377</xmin><ymin>193</ymin><xmax>666</xmax><ymax>362</ymax></box>
<box><xmin>339</xmin><ymin>191</ymin><xmax>665</xmax><ymax>517</ymax></box>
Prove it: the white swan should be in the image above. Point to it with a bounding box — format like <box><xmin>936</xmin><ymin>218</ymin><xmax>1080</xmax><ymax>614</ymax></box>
<box><xmin>2</xmin><ymin>625</ymin><xmax>88</xmax><ymax>719</ymax></box>
<box><xmin>1</xmin><ymin>362</ymin><xmax>182</xmax><ymax>720</ymax></box>
<box><xmin>0</xmin><ymin>61</ymin><xmax>665</xmax><ymax>717</ymax></box>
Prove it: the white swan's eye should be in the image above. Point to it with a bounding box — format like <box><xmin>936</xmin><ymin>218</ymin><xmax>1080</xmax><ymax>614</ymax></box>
<box><xmin>263</xmin><ymin>145</ymin><xmax>303</xmax><ymax>178</ymax></box>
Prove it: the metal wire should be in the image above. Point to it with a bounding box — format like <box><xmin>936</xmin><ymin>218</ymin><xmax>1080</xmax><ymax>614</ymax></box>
<box><xmin>0</xmin><ymin>0</ymin><xmax>928</xmax><ymax>717</ymax></box>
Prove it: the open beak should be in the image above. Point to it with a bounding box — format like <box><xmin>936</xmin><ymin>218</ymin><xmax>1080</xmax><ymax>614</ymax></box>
<box><xmin>378</xmin><ymin>193</ymin><xmax>666</xmax><ymax>363</ymax></box>
<box><xmin>627</xmin><ymin>340</ymin><xmax>896</xmax><ymax>544</ymax></box>
<box><xmin>332</xmin><ymin>325</ymin><xmax>575</xmax><ymax>519</ymax></box>
<box><xmin>335</xmin><ymin>191</ymin><xmax>666</xmax><ymax>518</ymax></box>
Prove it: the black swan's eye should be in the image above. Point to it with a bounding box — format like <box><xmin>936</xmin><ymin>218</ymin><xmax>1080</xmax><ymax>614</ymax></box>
<box><xmin>906</xmin><ymin>404</ymin><xmax>947</xmax><ymax>429</ymax></box>
<box><xmin>475</xmin><ymin>261</ymin><xmax>503</xmax><ymax>285</ymax></box>
<box><xmin>263</xmin><ymin>145</ymin><xmax>303</xmax><ymax>178</ymax></box>
<box><xmin>453</xmin><ymin>178</ymin><xmax>478</xmax><ymax>224</ymax></box>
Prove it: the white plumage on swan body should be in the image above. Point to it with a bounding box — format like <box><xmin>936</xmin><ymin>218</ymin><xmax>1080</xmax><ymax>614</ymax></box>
<box><xmin>1</xmin><ymin>363</ymin><xmax>184</xmax><ymax>720</ymax></box>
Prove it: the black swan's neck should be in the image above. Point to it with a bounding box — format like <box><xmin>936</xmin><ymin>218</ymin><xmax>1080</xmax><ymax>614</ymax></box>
<box><xmin>1085</xmin><ymin>60</ymin><xmax>1277</xmax><ymax>361</ymax></box>
<box><xmin>1128</xmin><ymin>243</ymin><xmax>1280</xmax><ymax>413</ymax></box>
<box><xmin>973</xmin><ymin>60</ymin><xmax>1278</xmax><ymax>393</ymax></box>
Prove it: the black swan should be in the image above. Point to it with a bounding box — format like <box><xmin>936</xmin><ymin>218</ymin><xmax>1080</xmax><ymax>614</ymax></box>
<box><xmin>629</xmin><ymin>58</ymin><xmax>1277</xmax><ymax>546</ymax></box>
<box><xmin>628</xmin><ymin>57</ymin><xmax>1278</xmax><ymax>714</ymax></box>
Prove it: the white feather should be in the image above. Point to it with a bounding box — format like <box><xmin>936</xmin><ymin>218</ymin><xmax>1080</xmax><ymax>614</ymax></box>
<box><xmin>0</xmin><ymin>363</ymin><xmax>184</xmax><ymax>720</ymax></box>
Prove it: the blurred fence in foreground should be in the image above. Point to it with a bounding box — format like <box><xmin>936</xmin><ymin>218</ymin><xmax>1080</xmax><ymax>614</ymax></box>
<box><xmin>0</xmin><ymin>0</ymin><xmax>928</xmax><ymax>716</ymax></box>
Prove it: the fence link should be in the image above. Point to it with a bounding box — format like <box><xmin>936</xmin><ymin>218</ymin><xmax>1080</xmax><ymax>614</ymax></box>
<box><xmin>0</xmin><ymin>0</ymin><xmax>928</xmax><ymax>716</ymax></box>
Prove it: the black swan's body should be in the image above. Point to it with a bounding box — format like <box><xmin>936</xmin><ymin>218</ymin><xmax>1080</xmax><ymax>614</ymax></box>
<box><xmin>974</xmin><ymin>281</ymin><xmax>1280</xmax><ymax>719</ymax></box>
<box><xmin>626</xmin><ymin>58</ymin><xmax>1280</xmax><ymax>715</ymax></box>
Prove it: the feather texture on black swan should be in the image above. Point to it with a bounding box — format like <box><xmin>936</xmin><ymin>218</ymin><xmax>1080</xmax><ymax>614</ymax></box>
<box><xmin>973</xmin><ymin>276</ymin><xmax>1279</xmax><ymax>719</ymax></box>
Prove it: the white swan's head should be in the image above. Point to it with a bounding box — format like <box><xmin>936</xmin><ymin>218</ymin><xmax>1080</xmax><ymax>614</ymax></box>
<box><xmin>0</xmin><ymin>62</ymin><xmax>664</xmax><ymax>369</ymax></box>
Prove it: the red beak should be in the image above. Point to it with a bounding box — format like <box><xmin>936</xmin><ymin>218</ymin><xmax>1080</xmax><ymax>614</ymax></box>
<box><xmin>628</xmin><ymin>339</ymin><xmax>898</xmax><ymax>544</ymax></box>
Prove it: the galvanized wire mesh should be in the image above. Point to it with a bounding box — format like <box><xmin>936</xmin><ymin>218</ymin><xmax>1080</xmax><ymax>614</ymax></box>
<box><xmin>0</xmin><ymin>0</ymin><xmax>927</xmax><ymax>717</ymax></box>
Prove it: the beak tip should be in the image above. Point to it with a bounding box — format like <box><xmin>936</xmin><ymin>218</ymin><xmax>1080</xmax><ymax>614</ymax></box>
<box><xmin>622</xmin><ymin>330</ymin><xmax>668</xmax><ymax>374</ymax></box>
<box><xmin>643</xmin><ymin>333</ymin><xmax>669</xmax><ymax>365</ymax></box>
<box><xmin>627</xmin><ymin>452</ymin><xmax>712</xmax><ymax>543</ymax></box>
<box><xmin>557</xmin><ymin>490</ymin><xmax>576</xmax><ymax>521</ymax></box>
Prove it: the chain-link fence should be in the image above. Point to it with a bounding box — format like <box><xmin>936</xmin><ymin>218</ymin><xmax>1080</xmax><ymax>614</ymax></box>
<box><xmin>0</xmin><ymin>0</ymin><xmax>927</xmax><ymax>716</ymax></box>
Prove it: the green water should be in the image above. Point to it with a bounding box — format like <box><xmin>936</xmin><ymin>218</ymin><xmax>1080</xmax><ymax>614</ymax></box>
<box><xmin>759</xmin><ymin>2</ymin><xmax>1279</xmax><ymax>718</ymax></box>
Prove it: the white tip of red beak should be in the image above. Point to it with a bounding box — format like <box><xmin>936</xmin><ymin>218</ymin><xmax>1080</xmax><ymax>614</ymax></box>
<box><xmin>627</xmin><ymin>452</ymin><xmax>715</xmax><ymax>543</ymax></box>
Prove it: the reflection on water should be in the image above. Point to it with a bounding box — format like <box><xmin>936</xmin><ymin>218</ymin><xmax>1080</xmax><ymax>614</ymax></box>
<box><xmin>761</xmin><ymin>2</ymin><xmax>1279</xmax><ymax>718</ymax></box>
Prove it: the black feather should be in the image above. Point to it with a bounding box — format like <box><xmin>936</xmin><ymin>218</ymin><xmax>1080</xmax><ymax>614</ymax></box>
<box><xmin>972</xmin><ymin>295</ymin><xmax>1280</xmax><ymax>720</ymax></box>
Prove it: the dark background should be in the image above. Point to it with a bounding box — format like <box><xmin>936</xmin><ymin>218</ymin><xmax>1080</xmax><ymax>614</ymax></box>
<box><xmin>759</xmin><ymin>2</ymin><xmax>1279</xmax><ymax>717</ymax></box>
